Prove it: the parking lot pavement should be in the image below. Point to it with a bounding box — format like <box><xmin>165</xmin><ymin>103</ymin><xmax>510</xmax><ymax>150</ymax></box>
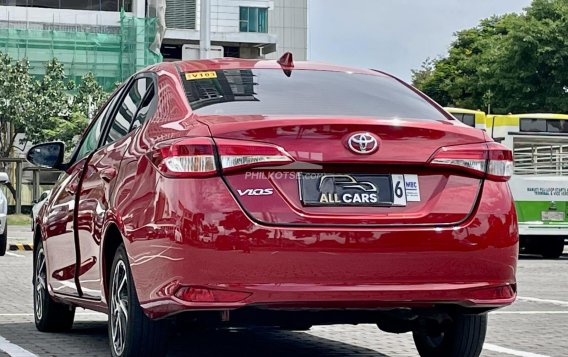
<box><xmin>0</xmin><ymin>251</ymin><xmax>567</xmax><ymax>356</ymax></box>
<box><xmin>6</xmin><ymin>225</ymin><xmax>33</xmax><ymax>245</ymax></box>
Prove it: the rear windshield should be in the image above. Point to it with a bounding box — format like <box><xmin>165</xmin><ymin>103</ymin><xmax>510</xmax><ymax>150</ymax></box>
<box><xmin>180</xmin><ymin>69</ymin><xmax>445</xmax><ymax>120</ymax></box>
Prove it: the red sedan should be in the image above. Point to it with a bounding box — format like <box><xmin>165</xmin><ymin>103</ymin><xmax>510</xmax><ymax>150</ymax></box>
<box><xmin>27</xmin><ymin>55</ymin><xmax>517</xmax><ymax>357</ymax></box>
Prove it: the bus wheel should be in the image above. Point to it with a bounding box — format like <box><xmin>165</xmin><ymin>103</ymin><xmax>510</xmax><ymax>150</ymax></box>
<box><xmin>541</xmin><ymin>237</ymin><xmax>565</xmax><ymax>259</ymax></box>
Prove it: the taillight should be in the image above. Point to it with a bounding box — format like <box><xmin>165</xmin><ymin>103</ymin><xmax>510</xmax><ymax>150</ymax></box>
<box><xmin>429</xmin><ymin>142</ymin><xmax>513</xmax><ymax>181</ymax></box>
<box><xmin>150</xmin><ymin>137</ymin><xmax>294</xmax><ymax>177</ymax></box>
<box><xmin>216</xmin><ymin>138</ymin><xmax>293</xmax><ymax>173</ymax></box>
<box><xmin>150</xmin><ymin>138</ymin><xmax>217</xmax><ymax>177</ymax></box>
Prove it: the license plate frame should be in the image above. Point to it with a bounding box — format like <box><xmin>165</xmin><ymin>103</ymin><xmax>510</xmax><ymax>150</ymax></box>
<box><xmin>298</xmin><ymin>173</ymin><xmax>408</xmax><ymax>207</ymax></box>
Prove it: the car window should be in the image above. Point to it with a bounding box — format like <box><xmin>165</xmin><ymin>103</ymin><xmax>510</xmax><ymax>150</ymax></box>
<box><xmin>104</xmin><ymin>77</ymin><xmax>152</xmax><ymax>145</ymax></box>
<box><xmin>131</xmin><ymin>84</ymin><xmax>156</xmax><ymax>131</ymax></box>
<box><xmin>75</xmin><ymin>94</ymin><xmax>120</xmax><ymax>162</ymax></box>
<box><xmin>181</xmin><ymin>69</ymin><xmax>445</xmax><ymax>120</ymax></box>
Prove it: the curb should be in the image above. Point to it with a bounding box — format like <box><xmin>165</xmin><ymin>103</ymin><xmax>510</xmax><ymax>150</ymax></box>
<box><xmin>9</xmin><ymin>243</ymin><xmax>33</xmax><ymax>251</ymax></box>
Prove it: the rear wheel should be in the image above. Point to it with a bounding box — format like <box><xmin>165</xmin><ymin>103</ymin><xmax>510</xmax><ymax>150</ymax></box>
<box><xmin>279</xmin><ymin>323</ymin><xmax>312</xmax><ymax>331</ymax></box>
<box><xmin>0</xmin><ymin>226</ymin><xmax>6</xmax><ymax>256</ymax></box>
<box><xmin>109</xmin><ymin>245</ymin><xmax>169</xmax><ymax>357</ymax></box>
<box><xmin>413</xmin><ymin>313</ymin><xmax>487</xmax><ymax>357</ymax></box>
<box><xmin>34</xmin><ymin>240</ymin><xmax>75</xmax><ymax>332</ymax></box>
<box><xmin>541</xmin><ymin>237</ymin><xmax>564</xmax><ymax>259</ymax></box>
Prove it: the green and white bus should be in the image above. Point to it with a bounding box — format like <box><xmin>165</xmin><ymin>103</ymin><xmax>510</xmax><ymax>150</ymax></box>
<box><xmin>489</xmin><ymin>114</ymin><xmax>568</xmax><ymax>258</ymax></box>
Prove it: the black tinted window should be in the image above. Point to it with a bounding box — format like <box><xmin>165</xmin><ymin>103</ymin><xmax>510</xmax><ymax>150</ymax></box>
<box><xmin>547</xmin><ymin>120</ymin><xmax>568</xmax><ymax>133</ymax></box>
<box><xmin>181</xmin><ymin>69</ymin><xmax>444</xmax><ymax>120</ymax></box>
<box><xmin>451</xmin><ymin>113</ymin><xmax>464</xmax><ymax>121</ymax></box>
<box><xmin>105</xmin><ymin>78</ymin><xmax>151</xmax><ymax>145</ymax></box>
<box><xmin>462</xmin><ymin>114</ymin><xmax>475</xmax><ymax>127</ymax></box>
<box><xmin>520</xmin><ymin>118</ymin><xmax>546</xmax><ymax>132</ymax></box>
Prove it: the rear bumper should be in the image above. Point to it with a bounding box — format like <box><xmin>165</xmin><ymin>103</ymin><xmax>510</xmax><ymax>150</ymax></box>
<box><xmin>124</xmin><ymin>180</ymin><xmax>518</xmax><ymax>319</ymax></box>
<box><xmin>518</xmin><ymin>224</ymin><xmax>568</xmax><ymax>236</ymax></box>
<box><xmin>141</xmin><ymin>282</ymin><xmax>516</xmax><ymax>319</ymax></box>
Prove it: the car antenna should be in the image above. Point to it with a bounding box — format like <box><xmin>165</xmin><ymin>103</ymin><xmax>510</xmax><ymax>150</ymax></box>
<box><xmin>277</xmin><ymin>52</ymin><xmax>294</xmax><ymax>77</ymax></box>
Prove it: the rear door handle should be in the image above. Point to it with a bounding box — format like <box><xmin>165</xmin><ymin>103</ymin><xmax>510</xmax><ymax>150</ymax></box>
<box><xmin>100</xmin><ymin>168</ymin><xmax>117</xmax><ymax>183</ymax></box>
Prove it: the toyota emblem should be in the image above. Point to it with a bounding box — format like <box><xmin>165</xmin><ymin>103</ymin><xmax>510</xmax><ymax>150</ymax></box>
<box><xmin>347</xmin><ymin>132</ymin><xmax>379</xmax><ymax>154</ymax></box>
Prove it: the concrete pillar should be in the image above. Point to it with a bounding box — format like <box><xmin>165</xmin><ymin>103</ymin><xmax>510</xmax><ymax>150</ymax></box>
<box><xmin>32</xmin><ymin>170</ymin><xmax>40</xmax><ymax>203</ymax></box>
<box><xmin>132</xmin><ymin>0</ymin><xmax>146</xmax><ymax>17</ymax></box>
<box><xmin>15</xmin><ymin>161</ymin><xmax>22</xmax><ymax>214</ymax></box>
<box><xmin>200</xmin><ymin>0</ymin><xmax>211</xmax><ymax>59</ymax></box>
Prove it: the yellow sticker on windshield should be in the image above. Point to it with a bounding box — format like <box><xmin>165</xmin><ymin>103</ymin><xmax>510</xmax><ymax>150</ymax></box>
<box><xmin>185</xmin><ymin>71</ymin><xmax>217</xmax><ymax>80</ymax></box>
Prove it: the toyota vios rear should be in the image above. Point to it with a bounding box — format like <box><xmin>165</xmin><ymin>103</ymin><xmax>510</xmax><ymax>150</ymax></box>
<box><xmin>28</xmin><ymin>57</ymin><xmax>517</xmax><ymax>357</ymax></box>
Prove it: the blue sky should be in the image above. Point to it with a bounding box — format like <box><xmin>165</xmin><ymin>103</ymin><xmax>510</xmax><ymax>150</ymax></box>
<box><xmin>308</xmin><ymin>0</ymin><xmax>533</xmax><ymax>81</ymax></box>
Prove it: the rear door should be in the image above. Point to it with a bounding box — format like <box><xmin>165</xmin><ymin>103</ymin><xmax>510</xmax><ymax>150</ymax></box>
<box><xmin>44</xmin><ymin>94</ymin><xmax>118</xmax><ymax>297</ymax></box>
<box><xmin>182</xmin><ymin>68</ymin><xmax>487</xmax><ymax>227</ymax></box>
<box><xmin>76</xmin><ymin>75</ymin><xmax>154</xmax><ymax>299</ymax></box>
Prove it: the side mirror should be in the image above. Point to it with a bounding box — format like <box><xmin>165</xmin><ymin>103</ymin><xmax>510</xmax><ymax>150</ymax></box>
<box><xmin>0</xmin><ymin>172</ymin><xmax>9</xmax><ymax>184</ymax></box>
<box><xmin>26</xmin><ymin>142</ymin><xmax>66</xmax><ymax>170</ymax></box>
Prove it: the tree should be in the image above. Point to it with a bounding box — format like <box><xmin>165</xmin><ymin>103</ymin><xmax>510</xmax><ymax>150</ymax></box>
<box><xmin>25</xmin><ymin>59</ymin><xmax>75</xmax><ymax>146</ymax></box>
<box><xmin>73</xmin><ymin>72</ymin><xmax>108</xmax><ymax>121</ymax></box>
<box><xmin>412</xmin><ymin>0</ymin><xmax>568</xmax><ymax>114</ymax></box>
<box><xmin>411</xmin><ymin>58</ymin><xmax>436</xmax><ymax>89</ymax></box>
<box><xmin>0</xmin><ymin>53</ymin><xmax>33</xmax><ymax>158</ymax></box>
<box><xmin>25</xmin><ymin>61</ymin><xmax>108</xmax><ymax>150</ymax></box>
<box><xmin>0</xmin><ymin>53</ymin><xmax>110</xmax><ymax>159</ymax></box>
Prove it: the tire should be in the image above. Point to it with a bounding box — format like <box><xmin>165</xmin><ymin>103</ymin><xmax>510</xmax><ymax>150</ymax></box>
<box><xmin>0</xmin><ymin>226</ymin><xmax>6</xmax><ymax>256</ymax></box>
<box><xmin>280</xmin><ymin>324</ymin><xmax>312</xmax><ymax>331</ymax></box>
<box><xmin>109</xmin><ymin>245</ymin><xmax>169</xmax><ymax>357</ymax></box>
<box><xmin>541</xmin><ymin>237</ymin><xmax>564</xmax><ymax>259</ymax></box>
<box><xmin>34</xmin><ymin>240</ymin><xmax>75</xmax><ymax>332</ymax></box>
<box><xmin>413</xmin><ymin>313</ymin><xmax>487</xmax><ymax>357</ymax></box>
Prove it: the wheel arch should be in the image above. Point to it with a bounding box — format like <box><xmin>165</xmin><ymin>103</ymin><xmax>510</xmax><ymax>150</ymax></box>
<box><xmin>101</xmin><ymin>223</ymin><xmax>125</xmax><ymax>301</ymax></box>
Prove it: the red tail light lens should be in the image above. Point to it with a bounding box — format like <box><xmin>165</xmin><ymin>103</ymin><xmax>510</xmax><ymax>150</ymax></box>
<box><xmin>150</xmin><ymin>138</ymin><xmax>294</xmax><ymax>177</ymax></box>
<box><xmin>429</xmin><ymin>142</ymin><xmax>513</xmax><ymax>181</ymax></box>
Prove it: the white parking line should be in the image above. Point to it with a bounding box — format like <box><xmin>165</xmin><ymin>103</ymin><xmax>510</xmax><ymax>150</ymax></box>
<box><xmin>0</xmin><ymin>335</ymin><xmax>37</xmax><ymax>357</ymax></box>
<box><xmin>517</xmin><ymin>296</ymin><xmax>568</xmax><ymax>307</ymax></box>
<box><xmin>0</xmin><ymin>313</ymin><xmax>104</xmax><ymax>317</ymax></box>
<box><xmin>4</xmin><ymin>252</ymin><xmax>24</xmax><ymax>258</ymax></box>
<box><xmin>484</xmin><ymin>343</ymin><xmax>550</xmax><ymax>357</ymax></box>
<box><xmin>492</xmin><ymin>310</ymin><xmax>568</xmax><ymax>314</ymax></box>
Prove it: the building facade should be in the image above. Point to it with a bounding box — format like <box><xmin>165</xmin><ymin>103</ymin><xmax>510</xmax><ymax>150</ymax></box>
<box><xmin>162</xmin><ymin>0</ymin><xmax>307</xmax><ymax>61</ymax></box>
<box><xmin>0</xmin><ymin>0</ymin><xmax>308</xmax><ymax>81</ymax></box>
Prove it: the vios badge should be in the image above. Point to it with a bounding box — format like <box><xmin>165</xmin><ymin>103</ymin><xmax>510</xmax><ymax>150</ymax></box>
<box><xmin>347</xmin><ymin>132</ymin><xmax>379</xmax><ymax>154</ymax></box>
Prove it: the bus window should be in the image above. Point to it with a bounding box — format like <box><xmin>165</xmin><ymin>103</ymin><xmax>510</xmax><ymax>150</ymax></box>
<box><xmin>462</xmin><ymin>114</ymin><xmax>475</xmax><ymax>127</ymax></box>
<box><xmin>547</xmin><ymin>120</ymin><xmax>568</xmax><ymax>133</ymax></box>
<box><xmin>451</xmin><ymin>113</ymin><xmax>463</xmax><ymax>121</ymax></box>
<box><xmin>520</xmin><ymin>118</ymin><xmax>546</xmax><ymax>132</ymax></box>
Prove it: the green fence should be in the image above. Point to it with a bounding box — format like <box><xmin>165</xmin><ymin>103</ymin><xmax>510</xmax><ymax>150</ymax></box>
<box><xmin>0</xmin><ymin>11</ymin><xmax>162</xmax><ymax>90</ymax></box>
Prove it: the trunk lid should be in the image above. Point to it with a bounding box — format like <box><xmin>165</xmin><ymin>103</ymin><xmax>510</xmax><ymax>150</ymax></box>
<box><xmin>200</xmin><ymin>115</ymin><xmax>486</xmax><ymax>226</ymax></box>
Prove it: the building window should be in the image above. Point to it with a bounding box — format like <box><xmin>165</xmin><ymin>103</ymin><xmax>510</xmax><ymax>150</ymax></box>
<box><xmin>165</xmin><ymin>0</ymin><xmax>196</xmax><ymax>30</ymax></box>
<box><xmin>239</xmin><ymin>7</ymin><xmax>268</xmax><ymax>33</ymax></box>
